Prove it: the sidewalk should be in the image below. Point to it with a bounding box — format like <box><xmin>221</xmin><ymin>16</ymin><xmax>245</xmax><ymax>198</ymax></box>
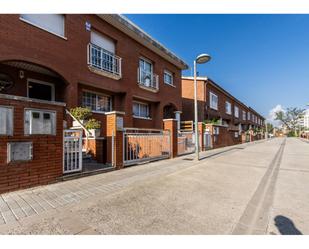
<box><xmin>0</xmin><ymin>139</ymin><xmax>267</xmax><ymax>228</ymax></box>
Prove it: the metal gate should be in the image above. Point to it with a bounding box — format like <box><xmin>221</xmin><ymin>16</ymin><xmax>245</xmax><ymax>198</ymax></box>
<box><xmin>123</xmin><ymin>128</ymin><xmax>171</xmax><ymax>166</ymax></box>
<box><xmin>63</xmin><ymin>129</ymin><xmax>82</xmax><ymax>174</ymax></box>
<box><xmin>178</xmin><ymin>131</ymin><xmax>195</xmax><ymax>156</ymax></box>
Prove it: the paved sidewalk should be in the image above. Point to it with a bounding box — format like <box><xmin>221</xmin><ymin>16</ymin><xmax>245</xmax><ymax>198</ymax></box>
<box><xmin>0</xmin><ymin>141</ymin><xmax>256</xmax><ymax>227</ymax></box>
<box><xmin>1</xmin><ymin>138</ymin><xmax>306</xmax><ymax>235</ymax></box>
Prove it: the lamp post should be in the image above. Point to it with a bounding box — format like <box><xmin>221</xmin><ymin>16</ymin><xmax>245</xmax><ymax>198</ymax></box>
<box><xmin>194</xmin><ymin>54</ymin><xmax>211</xmax><ymax>160</ymax></box>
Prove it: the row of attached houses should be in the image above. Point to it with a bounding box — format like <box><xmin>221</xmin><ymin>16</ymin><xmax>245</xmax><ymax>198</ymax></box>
<box><xmin>181</xmin><ymin>77</ymin><xmax>265</xmax><ymax>148</ymax></box>
<box><xmin>0</xmin><ymin>14</ymin><xmax>264</xmax><ymax>193</ymax></box>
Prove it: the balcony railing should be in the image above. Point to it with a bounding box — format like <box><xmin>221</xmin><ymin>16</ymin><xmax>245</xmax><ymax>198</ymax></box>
<box><xmin>137</xmin><ymin>68</ymin><xmax>159</xmax><ymax>91</ymax></box>
<box><xmin>87</xmin><ymin>43</ymin><xmax>122</xmax><ymax>78</ymax></box>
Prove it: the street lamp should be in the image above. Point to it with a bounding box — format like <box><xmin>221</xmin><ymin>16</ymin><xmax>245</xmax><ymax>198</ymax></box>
<box><xmin>194</xmin><ymin>53</ymin><xmax>211</xmax><ymax>160</ymax></box>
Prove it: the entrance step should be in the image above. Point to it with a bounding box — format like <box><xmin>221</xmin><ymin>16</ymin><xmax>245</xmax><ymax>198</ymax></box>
<box><xmin>61</xmin><ymin>163</ymin><xmax>114</xmax><ymax>181</ymax></box>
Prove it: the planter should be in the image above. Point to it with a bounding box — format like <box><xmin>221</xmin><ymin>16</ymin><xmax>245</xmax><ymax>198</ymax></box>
<box><xmin>89</xmin><ymin>128</ymin><xmax>101</xmax><ymax>138</ymax></box>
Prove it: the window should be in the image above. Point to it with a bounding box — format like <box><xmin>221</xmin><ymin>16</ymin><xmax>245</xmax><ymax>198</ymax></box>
<box><xmin>234</xmin><ymin>132</ymin><xmax>239</xmax><ymax>138</ymax></box>
<box><xmin>209</xmin><ymin>92</ymin><xmax>218</xmax><ymax>110</ymax></box>
<box><xmin>139</xmin><ymin>58</ymin><xmax>154</xmax><ymax>87</ymax></box>
<box><xmin>242</xmin><ymin>111</ymin><xmax>246</xmax><ymax>120</ymax></box>
<box><xmin>0</xmin><ymin>106</ymin><xmax>13</xmax><ymax>136</ymax></box>
<box><xmin>164</xmin><ymin>70</ymin><xmax>174</xmax><ymax>86</ymax></box>
<box><xmin>133</xmin><ymin>101</ymin><xmax>150</xmax><ymax>118</ymax></box>
<box><xmin>225</xmin><ymin>101</ymin><xmax>232</xmax><ymax>115</ymax></box>
<box><xmin>91</xmin><ymin>31</ymin><xmax>115</xmax><ymax>54</ymax></box>
<box><xmin>20</xmin><ymin>14</ymin><xmax>65</xmax><ymax>37</ymax></box>
<box><xmin>82</xmin><ymin>91</ymin><xmax>112</xmax><ymax>112</ymax></box>
<box><xmin>89</xmin><ymin>32</ymin><xmax>119</xmax><ymax>75</ymax></box>
<box><xmin>234</xmin><ymin>106</ymin><xmax>239</xmax><ymax>118</ymax></box>
<box><xmin>28</xmin><ymin>79</ymin><xmax>55</xmax><ymax>101</ymax></box>
<box><xmin>247</xmin><ymin>112</ymin><xmax>251</xmax><ymax>121</ymax></box>
<box><xmin>24</xmin><ymin>109</ymin><xmax>56</xmax><ymax>135</ymax></box>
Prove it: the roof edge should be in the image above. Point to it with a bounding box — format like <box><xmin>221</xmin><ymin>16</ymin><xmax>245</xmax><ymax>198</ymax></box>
<box><xmin>97</xmin><ymin>14</ymin><xmax>189</xmax><ymax>70</ymax></box>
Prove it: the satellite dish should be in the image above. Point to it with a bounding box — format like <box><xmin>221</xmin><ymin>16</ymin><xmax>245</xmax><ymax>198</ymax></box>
<box><xmin>0</xmin><ymin>73</ymin><xmax>14</xmax><ymax>92</ymax></box>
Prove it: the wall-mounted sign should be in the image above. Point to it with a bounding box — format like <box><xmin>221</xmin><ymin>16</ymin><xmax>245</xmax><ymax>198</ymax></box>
<box><xmin>116</xmin><ymin>116</ymin><xmax>123</xmax><ymax>131</ymax></box>
<box><xmin>85</xmin><ymin>21</ymin><xmax>91</xmax><ymax>31</ymax></box>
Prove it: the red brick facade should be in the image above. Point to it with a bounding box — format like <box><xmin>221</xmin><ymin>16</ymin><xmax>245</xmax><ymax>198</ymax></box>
<box><xmin>0</xmin><ymin>96</ymin><xmax>64</xmax><ymax>193</ymax></box>
<box><xmin>0</xmin><ymin>14</ymin><xmax>188</xmax><ymax>193</ymax></box>
<box><xmin>0</xmin><ymin>14</ymin><xmax>187</xmax><ymax>133</ymax></box>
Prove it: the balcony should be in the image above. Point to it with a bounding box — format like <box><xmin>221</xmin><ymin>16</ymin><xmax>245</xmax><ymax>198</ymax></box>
<box><xmin>137</xmin><ymin>68</ymin><xmax>159</xmax><ymax>92</ymax></box>
<box><xmin>87</xmin><ymin>43</ymin><xmax>122</xmax><ymax>80</ymax></box>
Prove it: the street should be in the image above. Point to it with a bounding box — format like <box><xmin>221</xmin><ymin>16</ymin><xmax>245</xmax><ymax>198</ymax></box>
<box><xmin>0</xmin><ymin>137</ymin><xmax>308</xmax><ymax>234</ymax></box>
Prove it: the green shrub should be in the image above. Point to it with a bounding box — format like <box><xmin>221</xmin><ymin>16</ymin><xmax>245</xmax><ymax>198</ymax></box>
<box><xmin>70</xmin><ymin>107</ymin><xmax>92</xmax><ymax>121</ymax></box>
<box><xmin>85</xmin><ymin>118</ymin><xmax>101</xmax><ymax>130</ymax></box>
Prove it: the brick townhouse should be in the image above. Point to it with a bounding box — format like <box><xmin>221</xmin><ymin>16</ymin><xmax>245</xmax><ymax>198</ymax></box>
<box><xmin>0</xmin><ymin>14</ymin><xmax>188</xmax><ymax>193</ymax></box>
<box><xmin>181</xmin><ymin>76</ymin><xmax>265</xmax><ymax>148</ymax></box>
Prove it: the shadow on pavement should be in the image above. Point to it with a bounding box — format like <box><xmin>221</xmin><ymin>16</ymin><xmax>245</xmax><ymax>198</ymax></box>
<box><xmin>274</xmin><ymin>215</ymin><xmax>302</xmax><ymax>235</ymax></box>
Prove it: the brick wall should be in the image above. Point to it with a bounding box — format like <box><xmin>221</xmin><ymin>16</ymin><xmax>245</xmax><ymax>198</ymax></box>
<box><xmin>0</xmin><ymin>14</ymin><xmax>183</xmax><ymax>130</ymax></box>
<box><xmin>205</xmin><ymin>124</ymin><xmax>241</xmax><ymax>149</ymax></box>
<box><xmin>0</xmin><ymin>96</ymin><xmax>64</xmax><ymax>193</ymax></box>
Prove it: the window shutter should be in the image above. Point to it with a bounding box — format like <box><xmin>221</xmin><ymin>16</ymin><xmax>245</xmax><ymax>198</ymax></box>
<box><xmin>91</xmin><ymin>31</ymin><xmax>115</xmax><ymax>54</ymax></box>
<box><xmin>21</xmin><ymin>14</ymin><xmax>65</xmax><ymax>37</ymax></box>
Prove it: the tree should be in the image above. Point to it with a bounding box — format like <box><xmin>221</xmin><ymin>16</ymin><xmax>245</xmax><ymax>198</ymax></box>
<box><xmin>275</xmin><ymin>107</ymin><xmax>305</xmax><ymax>136</ymax></box>
<box><xmin>266</xmin><ymin>123</ymin><xmax>274</xmax><ymax>133</ymax></box>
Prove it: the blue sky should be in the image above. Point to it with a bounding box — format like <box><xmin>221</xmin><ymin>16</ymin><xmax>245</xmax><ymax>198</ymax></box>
<box><xmin>125</xmin><ymin>14</ymin><xmax>309</xmax><ymax>119</ymax></box>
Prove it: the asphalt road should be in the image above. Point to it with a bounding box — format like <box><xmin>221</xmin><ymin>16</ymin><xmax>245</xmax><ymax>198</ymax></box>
<box><xmin>0</xmin><ymin>137</ymin><xmax>308</xmax><ymax>234</ymax></box>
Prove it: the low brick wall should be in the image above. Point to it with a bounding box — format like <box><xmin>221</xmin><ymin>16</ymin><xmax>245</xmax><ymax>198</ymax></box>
<box><xmin>205</xmin><ymin>124</ymin><xmax>241</xmax><ymax>149</ymax></box>
<box><xmin>0</xmin><ymin>96</ymin><xmax>65</xmax><ymax>193</ymax></box>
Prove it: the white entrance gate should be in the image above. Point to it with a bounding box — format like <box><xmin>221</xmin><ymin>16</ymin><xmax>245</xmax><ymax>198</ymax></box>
<box><xmin>63</xmin><ymin>129</ymin><xmax>82</xmax><ymax>174</ymax></box>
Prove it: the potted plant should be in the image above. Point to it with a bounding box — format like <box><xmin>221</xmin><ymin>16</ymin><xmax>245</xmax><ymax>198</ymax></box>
<box><xmin>70</xmin><ymin>107</ymin><xmax>92</xmax><ymax>127</ymax></box>
<box><xmin>85</xmin><ymin>118</ymin><xmax>101</xmax><ymax>137</ymax></box>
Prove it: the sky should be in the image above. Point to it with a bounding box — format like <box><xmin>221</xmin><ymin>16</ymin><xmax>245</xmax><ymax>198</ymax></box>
<box><xmin>125</xmin><ymin>14</ymin><xmax>309</xmax><ymax>123</ymax></box>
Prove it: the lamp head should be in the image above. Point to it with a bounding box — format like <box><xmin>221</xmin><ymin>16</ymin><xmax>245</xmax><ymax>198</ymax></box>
<box><xmin>196</xmin><ymin>54</ymin><xmax>211</xmax><ymax>64</ymax></box>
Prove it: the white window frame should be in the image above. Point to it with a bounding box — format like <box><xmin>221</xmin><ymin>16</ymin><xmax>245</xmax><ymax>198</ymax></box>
<box><xmin>0</xmin><ymin>106</ymin><xmax>13</xmax><ymax>136</ymax></box>
<box><xmin>209</xmin><ymin>92</ymin><xmax>218</xmax><ymax>110</ymax></box>
<box><xmin>225</xmin><ymin>101</ymin><xmax>232</xmax><ymax>115</ymax></box>
<box><xmin>24</xmin><ymin>108</ymin><xmax>57</xmax><ymax>135</ymax></box>
<box><xmin>139</xmin><ymin>57</ymin><xmax>153</xmax><ymax>75</ymax></box>
<box><xmin>19</xmin><ymin>14</ymin><xmax>66</xmax><ymax>40</ymax></box>
<box><xmin>164</xmin><ymin>70</ymin><xmax>174</xmax><ymax>86</ymax></box>
<box><xmin>7</xmin><ymin>142</ymin><xmax>33</xmax><ymax>163</ymax></box>
<box><xmin>234</xmin><ymin>106</ymin><xmax>239</xmax><ymax>118</ymax></box>
<box><xmin>27</xmin><ymin>78</ymin><xmax>55</xmax><ymax>102</ymax></box>
<box><xmin>213</xmin><ymin>127</ymin><xmax>220</xmax><ymax>135</ymax></box>
<box><xmin>234</xmin><ymin>132</ymin><xmax>239</xmax><ymax>138</ymax></box>
<box><xmin>242</xmin><ymin>110</ymin><xmax>246</xmax><ymax>120</ymax></box>
<box><xmin>82</xmin><ymin>90</ymin><xmax>112</xmax><ymax>113</ymax></box>
<box><xmin>132</xmin><ymin>101</ymin><xmax>150</xmax><ymax>119</ymax></box>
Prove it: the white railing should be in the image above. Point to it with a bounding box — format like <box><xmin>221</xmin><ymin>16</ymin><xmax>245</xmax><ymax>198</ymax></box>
<box><xmin>137</xmin><ymin>68</ymin><xmax>159</xmax><ymax>91</ymax></box>
<box><xmin>123</xmin><ymin>128</ymin><xmax>170</xmax><ymax>166</ymax></box>
<box><xmin>87</xmin><ymin>43</ymin><xmax>122</xmax><ymax>77</ymax></box>
<box><xmin>63</xmin><ymin>129</ymin><xmax>83</xmax><ymax>174</ymax></box>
